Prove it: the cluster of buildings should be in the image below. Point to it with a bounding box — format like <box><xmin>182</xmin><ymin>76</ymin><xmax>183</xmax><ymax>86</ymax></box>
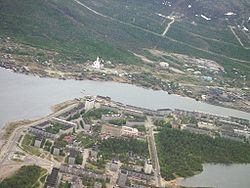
<box><xmin>117</xmin><ymin>168</ymin><xmax>154</xmax><ymax>188</ymax></box>
<box><xmin>174</xmin><ymin>109</ymin><xmax>250</xmax><ymax>142</ymax></box>
<box><xmin>29</xmin><ymin>118</ymin><xmax>77</xmax><ymax>139</ymax></box>
<box><xmin>26</xmin><ymin>95</ymin><xmax>249</xmax><ymax>188</ymax></box>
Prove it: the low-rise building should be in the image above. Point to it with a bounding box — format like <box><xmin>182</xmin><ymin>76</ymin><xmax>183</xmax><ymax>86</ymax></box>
<box><xmin>233</xmin><ymin>129</ymin><xmax>250</xmax><ymax>139</ymax></box>
<box><xmin>60</xmin><ymin>165</ymin><xmax>107</xmax><ymax>181</ymax></box>
<box><xmin>120</xmin><ymin>126</ymin><xmax>139</xmax><ymax>137</ymax></box>
<box><xmin>30</xmin><ymin>119</ymin><xmax>76</xmax><ymax>139</ymax></box>
<box><xmin>159</xmin><ymin>62</ymin><xmax>169</xmax><ymax>69</ymax></box>
<box><xmin>71</xmin><ymin>176</ymin><xmax>83</xmax><ymax>188</ymax></box>
<box><xmin>181</xmin><ymin>124</ymin><xmax>210</xmax><ymax>135</ymax></box>
<box><xmin>94</xmin><ymin>182</ymin><xmax>102</xmax><ymax>188</ymax></box>
<box><xmin>101</xmin><ymin>113</ymin><xmax>125</xmax><ymax>121</ymax></box>
<box><xmin>220</xmin><ymin>131</ymin><xmax>245</xmax><ymax>142</ymax></box>
<box><xmin>126</xmin><ymin>120</ymin><xmax>145</xmax><ymax>127</ymax></box>
<box><xmin>157</xmin><ymin>108</ymin><xmax>172</xmax><ymax>116</ymax></box>
<box><xmin>198</xmin><ymin>121</ymin><xmax>218</xmax><ymax>130</ymax></box>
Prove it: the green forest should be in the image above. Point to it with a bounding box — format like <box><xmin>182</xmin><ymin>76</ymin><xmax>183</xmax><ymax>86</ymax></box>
<box><xmin>156</xmin><ymin>128</ymin><xmax>250</xmax><ymax>180</ymax></box>
<box><xmin>0</xmin><ymin>165</ymin><xmax>43</xmax><ymax>188</ymax></box>
<box><xmin>99</xmin><ymin>137</ymin><xmax>149</xmax><ymax>162</ymax></box>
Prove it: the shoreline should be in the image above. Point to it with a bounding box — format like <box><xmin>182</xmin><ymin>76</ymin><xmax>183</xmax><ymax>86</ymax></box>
<box><xmin>0</xmin><ymin>95</ymin><xmax>250</xmax><ymax>187</ymax></box>
<box><xmin>0</xmin><ymin>66</ymin><xmax>249</xmax><ymax>114</ymax></box>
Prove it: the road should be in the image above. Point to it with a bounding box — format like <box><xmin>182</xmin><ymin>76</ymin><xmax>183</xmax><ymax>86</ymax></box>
<box><xmin>145</xmin><ymin>117</ymin><xmax>162</xmax><ymax>187</ymax></box>
<box><xmin>229</xmin><ymin>26</ymin><xmax>250</xmax><ymax>50</ymax></box>
<box><xmin>162</xmin><ymin>18</ymin><xmax>175</xmax><ymax>36</ymax></box>
<box><xmin>0</xmin><ymin>102</ymin><xmax>79</xmax><ymax>170</ymax></box>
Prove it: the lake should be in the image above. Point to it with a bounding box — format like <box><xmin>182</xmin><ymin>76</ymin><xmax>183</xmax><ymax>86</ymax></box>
<box><xmin>177</xmin><ymin>164</ymin><xmax>250</xmax><ymax>188</ymax></box>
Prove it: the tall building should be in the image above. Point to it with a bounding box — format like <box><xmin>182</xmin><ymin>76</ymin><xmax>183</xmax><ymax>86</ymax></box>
<box><xmin>85</xmin><ymin>99</ymin><xmax>95</xmax><ymax>111</ymax></box>
<box><xmin>117</xmin><ymin>170</ymin><xmax>128</xmax><ymax>187</ymax></box>
<box><xmin>68</xmin><ymin>149</ymin><xmax>77</xmax><ymax>165</ymax></box>
<box><xmin>46</xmin><ymin>167</ymin><xmax>59</xmax><ymax>188</ymax></box>
<box><xmin>144</xmin><ymin>159</ymin><xmax>153</xmax><ymax>174</ymax></box>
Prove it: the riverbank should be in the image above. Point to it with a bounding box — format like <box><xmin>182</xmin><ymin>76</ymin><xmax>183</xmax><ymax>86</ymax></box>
<box><xmin>0</xmin><ymin>120</ymin><xmax>34</xmax><ymax>153</ymax></box>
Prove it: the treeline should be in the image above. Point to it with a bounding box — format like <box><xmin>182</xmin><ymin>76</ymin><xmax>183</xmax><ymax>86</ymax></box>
<box><xmin>0</xmin><ymin>165</ymin><xmax>43</xmax><ymax>188</ymax></box>
<box><xmin>99</xmin><ymin>138</ymin><xmax>149</xmax><ymax>162</ymax></box>
<box><xmin>156</xmin><ymin>128</ymin><xmax>250</xmax><ymax>180</ymax></box>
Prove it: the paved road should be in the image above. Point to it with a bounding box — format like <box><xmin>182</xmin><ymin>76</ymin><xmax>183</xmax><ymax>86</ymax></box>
<box><xmin>145</xmin><ymin>117</ymin><xmax>162</xmax><ymax>187</ymax></box>
<box><xmin>0</xmin><ymin>102</ymin><xmax>78</xmax><ymax>166</ymax></box>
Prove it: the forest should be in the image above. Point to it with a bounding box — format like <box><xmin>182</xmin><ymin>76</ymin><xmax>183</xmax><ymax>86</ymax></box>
<box><xmin>0</xmin><ymin>165</ymin><xmax>43</xmax><ymax>188</ymax></box>
<box><xmin>99</xmin><ymin>137</ymin><xmax>149</xmax><ymax>162</ymax></box>
<box><xmin>156</xmin><ymin>127</ymin><xmax>250</xmax><ymax>180</ymax></box>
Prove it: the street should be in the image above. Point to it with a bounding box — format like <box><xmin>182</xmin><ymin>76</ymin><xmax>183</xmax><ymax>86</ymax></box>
<box><xmin>145</xmin><ymin>117</ymin><xmax>162</xmax><ymax>187</ymax></box>
<box><xmin>0</xmin><ymin>102</ymin><xmax>79</xmax><ymax>178</ymax></box>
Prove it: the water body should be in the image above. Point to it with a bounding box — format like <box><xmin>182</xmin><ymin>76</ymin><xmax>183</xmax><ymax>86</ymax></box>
<box><xmin>0</xmin><ymin>68</ymin><xmax>250</xmax><ymax>187</ymax></box>
<box><xmin>0</xmin><ymin>68</ymin><xmax>250</xmax><ymax>128</ymax></box>
<box><xmin>177</xmin><ymin>164</ymin><xmax>250</xmax><ymax>188</ymax></box>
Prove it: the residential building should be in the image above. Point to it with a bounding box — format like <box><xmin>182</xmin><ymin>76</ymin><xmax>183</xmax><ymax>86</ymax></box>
<box><xmin>120</xmin><ymin>126</ymin><xmax>139</xmax><ymax>137</ymax></box>
<box><xmin>144</xmin><ymin>159</ymin><xmax>153</xmax><ymax>174</ymax></box>
<box><xmin>34</xmin><ymin>135</ymin><xmax>44</xmax><ymax>148</ymax></box>
<box><xmin>71</xmin><ymin>176</ymin><xmax>83</xmax><ymax>188</ymax></box>
<box><xmin>157</xmin><ymin>108</ymin><xmax>172</xmax><ymax>116</ymax></box>
<box><xmin>117</xmin><ymin>170</ymin><xmax>128</xmax><ymax>187</ymax></box>
<box><xmin>181</xmin><ymin>124</ymin><xmax>210</xmax><ymax>135</ymax></box>
<box><xmin>94</xmin><ymin>182</ymin><xmax>102</xmax><ymax>188</ymax></box>
<box><xmin>110</xmin><ymin>159</ymin><xmax>119</xmax><ymax>172</ymax></box>
<box><xmin>46</xmin><ymin>167</ymin><xmax>59</xmax><ymax>188</ymax></box>
<box><xmin>68</xmin><ymin>149</ymin><xmax>78</xmax><ymax>165</ymax></box>
<box><xmin>85</xmin><ymin>99</ymin><xmax>95</xmax><ymax>111</ymax></box>
<box><xmin>89</xmin><ymin>145</ymin><xmax>98</xmax><ymax>161</ymax></box>
<box><xmin>126</xmin><ymin>120</ymin><xmax>145</xmax><ymax>127</ymax></box>
<box><xmin>52</xmin><ymin>145</ymin><xmax>61</xmax><ymax>156</ymax></box>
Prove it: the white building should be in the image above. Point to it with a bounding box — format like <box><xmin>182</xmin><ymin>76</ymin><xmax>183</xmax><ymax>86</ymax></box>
<box><xmin>92</xmin><ymin>57</ymin><xmax>104</xmax><ymax>69</ymax></box>
<box><xmin>233</xmin><ymin>129</ymin><xmax>250</xmax><ymax>138</ymax></box>
<box><xmin>120</xmin><ymin>126</ymin><xmax>139</xmax><ymax>137</ymax></box>
<box><xmin>144</xmin><ymin>159</ymin><xmax>153</xmax><ymax>174</ymax></box>
<box><xmin>198</xmin><ymin>121</ymin><xmax>218</xmax><ymax>130</ymax></box>
<box><xmin>85</xmin><ymin>99</ymin><xmax>95</xmax><ymax>111</ymax></box>
<box><xmin>159</xmin><ymin>62</ymin><xmax>169</xmax><ymax>69</ymax></box>
<box><xmin>53</xmin><ymin>146</ymin><xmax>60</xmax><ymax>156</ymax></box>
<box><xmin>34</xmin><ymin>137</ymin><xmax>43</xmax><ymax>148</ymax></box>
<box><xmin>68</xmin><ymin>150</ymin><xmax>77</xmax><ymax>165</ymax></box>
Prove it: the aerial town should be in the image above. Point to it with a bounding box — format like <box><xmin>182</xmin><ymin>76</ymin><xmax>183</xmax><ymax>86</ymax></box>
<box><xmin>0</xmin><ymin>95</ymin><xmax>249</xmax><ymax>188</ymax></box>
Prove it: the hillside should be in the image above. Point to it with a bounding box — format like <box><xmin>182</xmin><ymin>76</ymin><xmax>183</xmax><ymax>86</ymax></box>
<box><xmin>0</xmin><ymin>0</ymin><xmax>250</xmax><ymax>94</ymax></box>
<box><xmin>0</xmin><ymin>0</ymin><xmax>249</xmax><ymax>77</ymax></box>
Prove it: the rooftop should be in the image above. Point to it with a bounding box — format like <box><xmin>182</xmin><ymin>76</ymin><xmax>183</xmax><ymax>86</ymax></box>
<box><xmin>46</xmin><ymin>167</ymin><xmax>59</xmax><ymax>187</ymax></box>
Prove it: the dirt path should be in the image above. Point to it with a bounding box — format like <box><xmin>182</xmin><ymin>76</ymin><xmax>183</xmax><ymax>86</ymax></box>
<box><xmin>230</xmin><ymin>26</ymin><xmax>250</xmax><ymax>50</ymax></box>
<box><xmin>73</xmin><ymin>0</ymin><xmax>250</xmax><ymax>64</ymax></box>
<box><xmin>162</xmin><ymin>18</ymin><xmax>175</xmax><ymax>36</ymax></box>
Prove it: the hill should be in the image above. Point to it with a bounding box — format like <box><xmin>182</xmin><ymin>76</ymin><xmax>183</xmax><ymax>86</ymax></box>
<box><xmin>0</xmin><ymin>0</ymin><xmax>249</xmax><ymax>76</ymax></box>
